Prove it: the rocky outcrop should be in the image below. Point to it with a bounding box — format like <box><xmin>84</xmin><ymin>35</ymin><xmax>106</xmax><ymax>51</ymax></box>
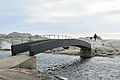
<box><xmin>79</xmin><ymin>36</ymin><xmax>120</xmax><ymax>56</ymax></box>
<box><xmin>0</xmin><ymin>34</ymin><xmax>7</xmax><ymax>38</ymax></box>
<box><xmin>0</xmin><ymin>42</ymin><xmax>11</xmax><ymax>50</ymax></box>
<box><xmin>7</xmin><ymin>32</ymin><xmax>32</xmax><ymax>38</ymax></box>
<box><xmin>0</xmin><ymin>32</ymin><xmax>120</xmax><ymax>55</ymax></box>
<box><xmin>0</xmin><ymin>32</ymin><xmax>48</xmax><ymax>50</ymax></box>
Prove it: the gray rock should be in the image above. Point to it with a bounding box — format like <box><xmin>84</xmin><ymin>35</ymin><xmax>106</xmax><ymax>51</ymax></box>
<box><xmin>0</xmin><ymin>34</ymin><xmax>7</xmax><ymax>38</ymax></box>
<box><xmin>7</xmin><ymin>32</ymin><xmax>32</xmax><ymax>38</ymax></box>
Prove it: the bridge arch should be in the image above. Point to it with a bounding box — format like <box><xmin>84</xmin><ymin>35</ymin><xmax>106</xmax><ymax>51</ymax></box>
<box><xmin>29</xmin><ymin>39</ymin><xmax>91</xmax><ymax>56</ymax></box>
<box><xmin>11</xmin><ymin>39</ymin><xmax>92</xmax><ymax>58</ymax></box>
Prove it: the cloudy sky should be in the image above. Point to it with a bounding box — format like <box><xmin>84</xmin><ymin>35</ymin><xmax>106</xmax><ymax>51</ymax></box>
<box><xmin>0</xmin><ymin>0</ymin><xmax>120</xmax><ymax>39</ymax></box>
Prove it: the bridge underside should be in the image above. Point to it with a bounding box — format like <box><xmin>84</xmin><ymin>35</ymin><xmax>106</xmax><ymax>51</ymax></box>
<box><xmin>11</xmin><ymin>39</ymin><xmax>91</xmax><ymax>57</ymax></box>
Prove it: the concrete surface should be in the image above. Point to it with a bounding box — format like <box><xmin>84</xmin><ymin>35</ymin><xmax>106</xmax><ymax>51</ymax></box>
<box><xmin>0</xmin><ymin>52</ymin><xmax>36</xmax><ymax>69</ymax></box>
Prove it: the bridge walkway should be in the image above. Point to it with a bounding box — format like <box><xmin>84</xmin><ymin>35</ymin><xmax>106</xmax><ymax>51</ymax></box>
<box><xmin>11</xmin><ymin>39</ymin><xmax>91</xmax><ymax>56</ymax></box>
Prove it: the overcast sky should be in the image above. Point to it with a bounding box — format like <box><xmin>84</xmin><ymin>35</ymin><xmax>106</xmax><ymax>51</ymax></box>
<box><xmin>0</xmin><ymin>0</ymin><xmax>120</xmax><ymax>39</ymax></box>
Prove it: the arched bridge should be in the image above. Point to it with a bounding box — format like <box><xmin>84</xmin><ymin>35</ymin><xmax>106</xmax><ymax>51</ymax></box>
<box><xmin>0</xmin><ymin>39</ymin><xmax>92</xmax><ymax>70</ymax></box>
<box><xmin>11</xmin><ymin>39</ymin><xmax>91</xmax><ymax>57</ymax></box>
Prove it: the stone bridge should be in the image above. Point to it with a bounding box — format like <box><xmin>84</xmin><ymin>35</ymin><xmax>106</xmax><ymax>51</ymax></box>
<box><xmin>11</xmin><ymin>39</ymin><xmax>92</xmax><ymax>58</ymax></box>
<box><xmin>0</xmin><ymin>39</ymin><xmax>92</xmax><ymax>69</ymax></box>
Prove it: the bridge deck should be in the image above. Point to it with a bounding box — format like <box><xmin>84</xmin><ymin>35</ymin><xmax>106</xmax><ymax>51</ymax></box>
<box><xmin>0</xmin><ymin>52</ymin><xmax>34</xmax><ymax>69</ymax></box>
<box><xmin>12</xmin><ymin>39</ymin><xmax>91</xmax><ymax>56</ymax></box>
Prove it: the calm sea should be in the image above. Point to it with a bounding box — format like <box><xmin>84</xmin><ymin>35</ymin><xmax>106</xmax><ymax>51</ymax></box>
<box><xmin>0</xmin><ymin>50</ymin><xmax>11</xmax><ymax>59</ymax></box>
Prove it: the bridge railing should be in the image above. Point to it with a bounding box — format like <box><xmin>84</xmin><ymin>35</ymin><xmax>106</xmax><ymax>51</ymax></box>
<box><xmin>2</xmin><ymin>35</ymin><xmax>76</xmax><ymax>45</ymax></box>
<box><xmin>40</xmin><ymin>35</ymin><xmax>75</xmax><ymax>39</ymax></box>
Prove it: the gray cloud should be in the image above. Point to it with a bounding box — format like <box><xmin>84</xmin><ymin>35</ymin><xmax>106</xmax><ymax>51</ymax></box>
<box><xmin>0</xmin><ymin>0</ymin><xmax>120</xmax><ymax>39</ymax></box>
<box><xmin>107</xmin><ymin>10</ymin><xmax>120</xmax><ymax>15</ymax></box>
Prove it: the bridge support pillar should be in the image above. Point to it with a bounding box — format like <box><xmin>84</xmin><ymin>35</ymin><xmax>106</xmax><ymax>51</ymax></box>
<box><xmin>15</xmin><ymin>56</ymin><xmax>36</xmax><ymax>69</ymax></box>
<box><xmin>80</xmin><ymin>49</ymin><xmax>93</xmax><ymax>59</ymax></box>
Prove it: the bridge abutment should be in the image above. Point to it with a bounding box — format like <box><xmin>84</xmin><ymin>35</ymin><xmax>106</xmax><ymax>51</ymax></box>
<box><xmin>15</xmin><ymin>56</ymin><xmax>36</xmax><ymax>69</ymax></box>
<box><xmin>80</xmin><ymin>49</ymin><xmax>93</xmax><ymax>59</ymax></box>
<box><xmin>0</xmin><ymin>55</ymin><xmax>36</xmax><ymax>69</ymax></box>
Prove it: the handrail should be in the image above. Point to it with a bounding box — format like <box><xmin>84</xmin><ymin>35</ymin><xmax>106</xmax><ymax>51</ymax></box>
<box><xmin>40</xmin><ymin>35</ymin><xmax>75</xmax><ymax>39</ymax></box>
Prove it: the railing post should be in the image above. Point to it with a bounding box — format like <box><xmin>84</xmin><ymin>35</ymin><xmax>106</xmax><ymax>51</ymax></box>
<box><xmin>38</xmin><ymin>34</ymin><xmax>74</xmax><ymax>39</ymax></box>
<box><xmin>54</xmin><ymin>35</ymin><xmax>55</xmax><ymax>39</ymax></box>
<box><xmin>62</xmin><ymin>35</ymin><xmax>63</xmax><ymax>39</ymax></box>
<box><xmin>48</xmin><ymin>35</ymin><xmax>50</xmax><ymax>39</ymax></box>
<box><xmin>58</xmin><ymin>35</ymin><xmax>60</xmax><ymax>39</ymax></box>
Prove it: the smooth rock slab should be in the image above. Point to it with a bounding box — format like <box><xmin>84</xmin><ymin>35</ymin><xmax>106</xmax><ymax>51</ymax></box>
<box><xmin>0</xmin><ymin>52</ymin><xmax>36</xmax><ymax>69</ymax></box>
<box><xmin>0</xmin><ymin>68</ymin><xmax>59</xmax><ymax>80</ymax></box>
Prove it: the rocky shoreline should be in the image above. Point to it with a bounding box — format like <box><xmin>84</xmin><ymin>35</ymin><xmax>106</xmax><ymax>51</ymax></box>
<box><xmin>1</xmin><ymin>32</ymin><xmax>120</xmax><ymax>56</ymax></box>
<box><xmin>0</xmin><ymin>32</ymin><xmax>48</xmax><ymax>50</ymax></box>
<box><xmin>0</xmin><ymin>32</ymin><xmax>120</xmax><ymax>80</ymax></box>
<box><xmin>0</xmin><ymin>68</ymin><xmax>64</xmax><ymax>80</ymax></box>
<box><xmin>0</xmin><ymin>32</ymin><xmax>65</xmax><ymax>80</ymax></box>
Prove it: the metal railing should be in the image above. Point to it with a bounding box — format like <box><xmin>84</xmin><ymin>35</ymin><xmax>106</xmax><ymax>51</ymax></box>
<box><xmin>1</xmin><ymin>35</ymin><xmax>76</xmax><ymax>45</ymax></box>
<box><xmin>40</xmin><ymin>35</ymin><xmax>75</xmax><ymax>39</ymax></box>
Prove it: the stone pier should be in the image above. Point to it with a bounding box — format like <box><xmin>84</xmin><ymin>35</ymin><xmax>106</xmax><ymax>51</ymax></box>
<box><xmin>80</xmin><ymin>49</ymin><xmax>93</xmax><ymax>59</ymax></box>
